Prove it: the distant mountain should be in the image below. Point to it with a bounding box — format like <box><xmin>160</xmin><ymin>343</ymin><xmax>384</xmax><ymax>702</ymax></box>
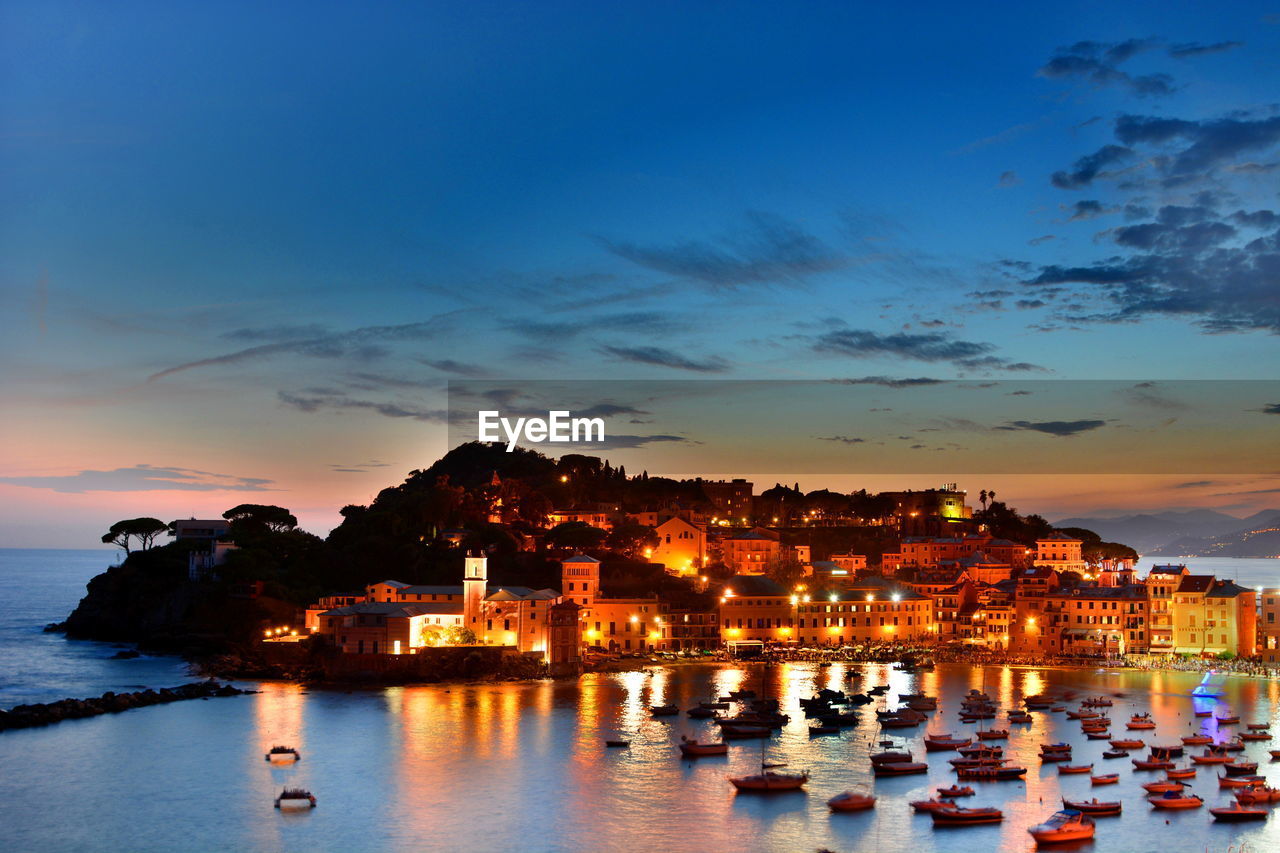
<box><xmin>1051</xmin><ymin>509</ymin><xmax>1262</xmax><ymax>554</ymax></box>
<box><xmin>1150</xmin><ymin>512</ymin><xmax>1280</xmax><ymax>558</ymax></box>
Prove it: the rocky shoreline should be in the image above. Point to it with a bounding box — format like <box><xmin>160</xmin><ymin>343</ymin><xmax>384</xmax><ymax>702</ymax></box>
<box><xmin>0</xmin><ymin>681</ymin><xmax>254</xmax><ymax>732</ymax></box>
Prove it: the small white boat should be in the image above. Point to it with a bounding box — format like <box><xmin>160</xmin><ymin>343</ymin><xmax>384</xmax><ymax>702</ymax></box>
<box><xmin>265</xmin><ymin>745</ymin><xmax>300</xmax><ymax>764</ymax></box>
<box><xmin>274</xmin><ymin>788</ymin><xmax>316</xmax><ymax>810</ymax></box>
<box><xmin>1028</xmin><ymin>809</ymin><xmax>1095</xmax><ymax>843</ymax></box>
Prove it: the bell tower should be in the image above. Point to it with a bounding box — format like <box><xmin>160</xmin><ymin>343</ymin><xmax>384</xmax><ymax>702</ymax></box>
<box><xmin>464</xmin><ymin>553</ymin><xmax>487</xmax><ymax>629</ymax></box>
<box><xmin>560</xmin><ymin>555</ymin><xmax>600</xmax><ymax>607</ymax></box>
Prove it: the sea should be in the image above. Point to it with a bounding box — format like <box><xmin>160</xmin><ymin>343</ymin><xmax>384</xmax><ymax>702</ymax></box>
<box><xmin>1</xmin><ymin>548</ymin><xmax>1279</xmax><ymax>853</ymax></box>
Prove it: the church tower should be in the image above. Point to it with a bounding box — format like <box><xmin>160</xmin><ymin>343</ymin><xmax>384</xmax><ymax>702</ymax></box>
<box><xmin>560</xmin><ymin>555</ymin><xmax>600</xmax><ymax>607</ymax></box>
<box><xmin>464</xmin><ymin>553</ymin><xmax>488</xmax><ymax>629</ymax></box>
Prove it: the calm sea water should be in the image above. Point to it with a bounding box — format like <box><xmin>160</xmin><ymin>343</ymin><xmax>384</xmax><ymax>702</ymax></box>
<box><xmin>1</xmin><ymin>549</ymin><xmax>1279</xmax><ymax>853</ymax></box>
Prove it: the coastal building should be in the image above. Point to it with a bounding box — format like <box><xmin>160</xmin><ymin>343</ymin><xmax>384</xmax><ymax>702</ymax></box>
<box><xmin>1259</xmin><ymin>588</ymin><xmax>1280</xmax><ymax>664</ymax></box>
<box><xmin>1144</xmin><ymin>564</ymin><xmax>1187</xmax><ymax>653</ymax></box>
<box><xmin>719</xmin><ymin>529</ymin><xmax>781</xmax><ymax>574</ymax></box>
<box><xmin>319</xmin><ymin>601</ymin><xmax>465</xmax><ymax>655</ymax></box>
<box><xmin>794</xmin><ymin>576</ymin><xmax>934</xmax><ymax>645</ymax></box>
<box><xmin>561</xmin><ymin>555</ymin><xmax>669</xmax><ymax>651</ymax></box>
<box><xmin>546</xmin><ymin>507</ymin><xmax>616</xmax><ymax>531</ymax></box>
<box><xmin>649</xmin><ymin>515</ymin><xmax>706</xmax><ymax>575</ymax></box>
<box><xmin>1170</xmin><ymin>576</ymin><xmax>1256</xmax><ymax>657</ymax></box>
<box><xmin>1035</xmin><ymin>532</ymin><xmax>1088</xmax><ymax>574</ymax></box>
<box><xmin>1042</xmin><ymin>585</ymin><xmax>1147</xmax><ymax>657</ymax></box>
<box><xmin>718</xmin><ymin>575</ymin><xmax>796</xmax><ymax>645</ymax></box>
<box><xmin>316</xmin><ymin>555</ymin><xmax>561</xmax><ymax>657</ymax></box>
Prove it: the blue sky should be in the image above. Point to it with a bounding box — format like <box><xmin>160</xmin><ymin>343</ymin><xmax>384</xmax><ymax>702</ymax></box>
<box><xmin>2</xmin><ymin>2</ymin><xmax>1279</xmax><ymax>545</ymax></box>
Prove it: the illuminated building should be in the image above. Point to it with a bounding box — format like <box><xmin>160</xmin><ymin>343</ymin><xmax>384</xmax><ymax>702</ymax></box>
<box><xmin>649</xmin><ymin>516</ymin><xmax>706</xmax><ymax>575</ymax></box>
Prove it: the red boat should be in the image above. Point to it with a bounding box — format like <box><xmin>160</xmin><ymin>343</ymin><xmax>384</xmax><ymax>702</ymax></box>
<box><xmin>1142</xmin><ymin>780</ymin><xmax>1185</xmax><ymax>794</ymax></box>
<box><xmin>1132</xmin><ymin>758</ymin><xmax>1174</xmax><ymax>771</ymax></box>
<box><xmin>1240</xmin><ymin>732</ymin><xmax>1271</xmax><ymax>742</ymax></box>
<box><xmin>1058</xmin><ymin>764</ymin><xmax>1093</xmax><ymax>775</ymax></box>
<box><xmin>1219</xmin><ymin>774</ymin><xmax>1266</xmax><ymax>789</ymax></box>
<box><xmin>872</xmin><ymin>761</ymin><xmax>928</xmax><ymax>776</ymax></box>
<box><xmin>827</xmin><ymin>791</ymin><xmax>876</xmax><ymax>812</ymax></box>
<box><xmin>1109</xmin><ymin>739</ymin><xmax>1144</xmax><ymax>749</ymax></box>
<box><xmin>937</xmin><ymin>785</ymin><xmax>974</xmax><ymax>798</ymax></box>
<box><xmin>956</xmin><ymin>765</ymin><xmax>1027</xmax><ymax>781</ymax></box>
<box><xmin>975</xmin><ymin>729</ymin><xmax>1008</xmax><ymax>741</ymax></box>
<box><xmin>1062</xmin><ymin>798</ymin><xmax>1122</xmax><ymax>816</ymax></box>
<box><xmin>1209</xmin><ymin>803</ymin><xmax>1267</xmax><ymax>822</ymax></box>
<box><xmin>931</xmin><ymin>806</ymin><xmax>1003</xmax><ymax>826</ymax></box>
<box><xmin>1166</xmin><ymin>766</ymin><xmax>1196</xmax><ymax>779</ymax></box>
<box><xmin>1192</xmin><ymin>751</ymin><xmax>1232</xmax><ymax>765</ymax></box>
<box><xmin>1091</xmin><ymin>774</ymin><xmax>1119</xmax><ymax>785</ymax></box>
<box><xmin>870</xmin><ymin>750</ymin><xmax>913</xmax><ymax>765</ymax></box>
<box><xmin>678</xmin><ymin>737</ymin><xmax>728</xmax><ymax>757</ymax></box>
<box><xmin>1216</xmin><ymin>714</ymin><xmax>1240</xmax><ymax>725</ymax></box>
<box><xmin>1181</xmin><ymin>735</ymin><xmax>1212</xmax><ymax>745</ymax></box>
<box><xmin>910</xmin><ymin>797</ymin><xmax>958</xmax><ymax>813</ymax></box>
<box><xmin>924</xmin><ymin>735</ymin><xmax>971</xmax><ymax>752</ymax></box>
<box><xmin>1223</xmin><ymin>761</ymin><xmax>1259</xmax><ymax>776</ymax></box>
<box><xmin>1148</xmin><ymin>792</ymin><xmax>1203</xmax><ymax>810</ymax></box>
<box><xmin>1236</xmin><ymin>786</ymin><xmax>1280</xmax><ymax>805</ymax></box>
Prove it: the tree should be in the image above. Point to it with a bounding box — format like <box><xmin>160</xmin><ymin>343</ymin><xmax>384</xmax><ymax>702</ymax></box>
<box><xmin>222</xmin><ymin>504</ymin><xmax>298</xmax><ymax>534</ymax></box>
<box><xmin>979</xmin><ymin>489</ymin><xmax>988</xmax><ymax>510</ymax></box>
<box><xmin>441</xmin><ymin>625</ymin><xmax>477</xmax><ymax>646</ymax></box>
<box><xmin>606</xmin><ymin>521</ymin><xmax>659</xmax><ymax>557</ymax></box>
<box><xmin>101</xmin><ymin>517</ymin><xmax>169</xmax><ymax>553</ymax></box>
<box><xmin>546</xmin><ymin>521</ymin><xmax>607</xmax><ymax>551</ymax></box>
<box><xmin>764</xmin><ymin>555</ymin><xmax>805</xmax><ymax>590</ymax></box>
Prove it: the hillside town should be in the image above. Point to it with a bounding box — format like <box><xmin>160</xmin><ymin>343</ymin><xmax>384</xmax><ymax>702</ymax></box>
<box><xmin>169</xmin><ymin>470</ymin><xmax>1280</xmax><ymax>677</ymax></box>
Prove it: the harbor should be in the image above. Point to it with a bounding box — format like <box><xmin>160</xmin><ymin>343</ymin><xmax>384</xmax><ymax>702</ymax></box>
<box><xmin>4</xmin><ymin>660</ymin><xmax>1278</xmax><ymax>852</ymax></box>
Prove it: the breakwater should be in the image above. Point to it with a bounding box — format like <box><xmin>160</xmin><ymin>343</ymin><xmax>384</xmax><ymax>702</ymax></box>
<box><xmin>0</xmin><ymin>681</ymin><xmax>251</xmax><ymax>732</ymax></box>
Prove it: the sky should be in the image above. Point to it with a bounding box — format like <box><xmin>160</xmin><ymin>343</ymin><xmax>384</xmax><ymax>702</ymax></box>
<box><xmin>2</xmin><ymin>1</ymin><xmax>1279</xmax><ymax>547</ymax></box>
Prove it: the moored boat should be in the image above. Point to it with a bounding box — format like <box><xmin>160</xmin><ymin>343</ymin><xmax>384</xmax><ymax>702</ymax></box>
<box><xmin>956</xmin><ymin>764</ymin><xmax>1027</xmax><ymax>781</ymax></box>
<box><xmin>678</xmin><ymin>736</ymin><xmax>727</xmax><ymax>757</ymax></box>
<box><xmin>1219</xmin><ymin>773</ymin><xmax>1266</xmax><ymax>788</ymax></box>
<box><xmin>1181</xmin><ymin>734</ymin><xmax>1211</xmax><ymax>745</ymax></box>
<box><xmin>1235</xmin><ymin>785</ymin><xmax>1280</xmax><ymax>805</ymax></box>
<box><xmin>809</xmin><ymin>724</ymin><xmax>840</xmax><ymax>737</ymax></box>
<box><xmin>1058</xmin><ymin>764</ymin><xmax>1093</xmax><ymax>775</ymax></box>
<box><xmin>720</xmin><ymin>724</ymin><xmax>771</xmax><ymax>740</ymax></box>
<box><xmin>1223</xmin><ymin>760</ymin><xmax>1259</xmax><ymax>776</ymax></box>
<box><xmin>1148</xmin><ymin>792</ymin><xmax>1203</xmax><ymax>810</ymax></box>
<box><xmin>1086</xmin><ymin>731</ymin><xmax>1111</xmax><ymax>740</ymax></box>
<box><xmin>650</xmin><ymin>703</ymin><xmax>679</xmax><ymax>717</ymax></box>
<box><xmin>872</xmin><ymin>761</ymin><xmax>928</xmax><ymax>776</ymax></box>
<box><xmin>910</xmin><ymin>797</ymin><xmax>958</xmax><ymax>813</ymax></box>
<box><xmin>605</xmin><ymin>739</ymin><xmax>630</xmax><ymax>748</ymax></box>
<box><xmin>937</xmin><ymin>785</ymin><xmax>974</xmax><ymax>798</ymax></box>
<box><xmin>729</xmin><ymin>770</ymin><xmax>808</xmax><ymax>791</ymax></box>
<box><xmin>827</xmin><ymin>791</ymin><xmax>876</xmax><ymax>812</ymax></box>
<box><xmin>1240</xmin><ymin>731</ymin><xmax>1271</xmax><ymax>742</ymax></box>
<box><xmin>869</xmin><ymin>750</ymin><xmax>913</xmax><ymax>765</ymax></box>
<box><xmin>1062</xmin><ymin>798</ymin><xmax>1122</xmax><ymax>816</ymax></box>
<box><xmin>924</xmin><ymin>734</ymin><xmax>971</xmax><ymax>751</ymax></box>
<box><xmin>1027</xmin><ymin>809</ymin><xmax>1095</xmax><ymax>843</ymax></box>
<box><xmin>1091</xmin><ymin>774</ymin><xmax>1119</xmax><ymax>785</ymax></box>
<box><xmin>1127</xmin><ymin>714</ymin><xmax>1156</xmax><ymax>730</ymax></box>
<box><xmin>274</xmin><ymin>788</ymin><xmax>316</xmax><ymax>810</ymax></box>
<box><xmin>1194</xmin><ymin>710</ymin><xmax>1212</xmax><ymax>718</ymax></box>
<box><xmin>1132</xmin><ymin>758</ymin><xmax>1174</xmax><ymax>771</ymax></box>
<box><xmin>1142</xmin><ymin>780</ymin><xmax>1185</xmax><ymax>794</ymax></box>
<box><xmin>931</xmin><ymin>806</ymin><xmax>1003</xmax><ymax>826</ymax></box>
<box><xmin>1102</xmin><ymin>749</ymin><xmax>1127</xmax><ymax>759</ymax></box>
<box><xmin>1109</xmin><ymin>739</ymin><xmax>1144</xmax><ymax>749</ymax></box>
<box><xmin>976</xmin><ymin>729</ymin><xmax>1008</xmax><ymax>741</ymax></box>
<box><xmin>1216</xmin><ymin>714</ymin><xmax>1240</xmax><ymax>725</ymax></box>
<box><xmin>265</xmin><ymin>746</ymin><xmax>300</xmax><ymax>764</ymax></box>
<box><xmin>1166</xmin><ymin>766</ymin><xmax>1196</xmax><ymax>779</ymax></box>
<box><xmin>1209</xmin><ymin>802</ymin><xmax>1267</xmax><ymax>822</ymax></box>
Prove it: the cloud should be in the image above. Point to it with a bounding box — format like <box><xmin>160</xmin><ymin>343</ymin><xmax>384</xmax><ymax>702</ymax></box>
<box><xmin>564</xmin><ymin>433</ymin><xmax>695</xmax><ymax>450</ymax></box>
<box><xmin>1066</xmin><ymin>199</ymin><xmax>1115</xmax><ymax>221</ymax></box>
<box><xmin>817</xmin><ymin>435</ymin><xmax>867</xmax><ymax>444</ymax></box>
<box><xmin>0</xmin><ymin>464</ymin><xmax>274</xmax><ymax>494</ymax></box>
<box><xmin>329</xmin><ymin>460</ymin><xmax>391</xmax><ymax>474</ymax></box>
<box><xmin>1038</xmin><ymin>39</ymin><xmax>1175</xmax><ymax>97</ymax></box>
<box><xmin>1167</xmin><ymin>41</ymin><xmax>1244</xmax><ymax>59</ymax></box>
<box><xmin>506</xmin><ymin>311</ymin><xmax>683</xmax><ymax>342</ymax></box>
<box><xmin>148</xmin><ymin>313</ymin><xmax>469</xmax><ymax>382</ymax></box>
<box><xmin>1113</xmin><ymin>113</ymin><xmax>1280</xmax><ymax>177</ymax></box>
<box><xmin>1121</xmin><ymin>381</ymin><xmax>1191</xmax><ymax>410</ymax></box>
<box><xmin>996</xmin><ymin>419</ymin><xmax>1108</xmax><ymax>436</ymax></box>
<box><xmin>1029</xmin><ymin>235</ymin><xmax>1056</xmax><ymax>246</ymax></box>
<box><xmin>998</xmin><ymin>170</ymin><xmax>1022</xmax><ymax>187</ymax></box>
<box><xmin>1051</xmin><ymin>144</ymin><xmax>1135</xmax><ymax>189</ymax></box>
<box><xmin>599</xmin><ymin>211</ymin><xmax>849</xmax><ymax>289</ymax></box>
<box><xmin>599</xmin><ymin>345</ymin><xmax>729</xmax><ymax>373</ymax></box>
<box><xmin>278</xmin><ymin>391</ymin><xmax>448</xmax><ymax>422</ymax></box>
<box><xmin>421</xmin><ymin>358</ymin><xmax>488</xmax><ymax>377</ymax></box>
<box><xmin>831</xmin><ymin>376</ymin><xmax>946</xmax><ymax>388</ymax></box>
<box><xmin>813</xmin><ymin>329</ymin><xmax>994</xmax><ymax>362</ymax></box>
<box><xmin>220</xmin><ymin>323</ymin><xmax>332</xmax><ymax>343</ymax></box>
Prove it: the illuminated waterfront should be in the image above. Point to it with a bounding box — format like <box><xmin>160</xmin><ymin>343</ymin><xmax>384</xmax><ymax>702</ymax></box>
<box><xmin>2</xmin><ymin>660</ymin><xmax>1279</xmax><ymax>852</ymax></box>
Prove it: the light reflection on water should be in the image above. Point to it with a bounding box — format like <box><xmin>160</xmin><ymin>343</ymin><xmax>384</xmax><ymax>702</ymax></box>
<box><xmin>0</xmin><ymin>663</ymin><xmax>1278</xmax><ymax>852</ymax></box>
